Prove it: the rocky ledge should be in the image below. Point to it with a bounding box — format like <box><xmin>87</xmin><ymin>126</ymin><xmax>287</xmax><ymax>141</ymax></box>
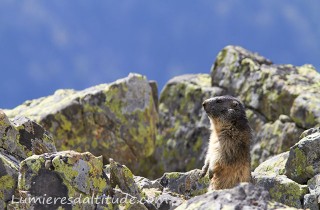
<box><xmin>1</xmin><ymin>45</ymin><xmax>320</xmax><ymax>209</ymax></box>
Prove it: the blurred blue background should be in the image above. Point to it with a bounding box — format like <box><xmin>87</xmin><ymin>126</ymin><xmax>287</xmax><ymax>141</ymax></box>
<box><xmin>1</xmin><ymin>0</ymin><xmax>319</xmax><ymax>108</ymax></box>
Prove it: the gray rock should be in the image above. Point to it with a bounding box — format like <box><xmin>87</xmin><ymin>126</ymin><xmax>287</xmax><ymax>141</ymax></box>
<box><xmin>303</xmin><ymin>194</ymin><xmax>319</xmax><ymax>210</ymax></box>
<box><xmin>254</xmin><ymin>152</ymin><xmax>289</xmax><ymax>176</ymax></box>
<box><xmin>0</xmin><ymin>151</ymin><xmax>19</xmax><ymax>210</ymax></box>
<box><xmin>285</xmin><ymin>127</ymin><xmax>320</xmax><ymax>184</ymax></box>
<box><xmin>175</xmin><ymin>183</ymin><xmax>292</xmax><ymax>210</ymax></box>
<box><xmin>158</xmin><ymin>169</ymin><xmax>210</xmax><ymax>198</ymax></box>
<box><xmin>251</xmin><ymin>118</ymin><xmax>303</xmax><ymax>168</ymax></box>
<box><xmin>134</xmin><ymin>176</ymin><xmax>163</xmax><ymax>190</ymax></box>
<box><xmin>154</xmin><ymin>192</ymin><xmax>184</xmax><ymax>210</ymax></box>
<box><xmin>108</xmin><ymin>158</ymin><xmax>141</xmax><ymax>199</ymax></box>
<box><xmin>253</xmin><ymin>174</ymin><xmax>308</xmax><ymax>208</ymax></box>
<box><xmin>253</xmin><ymin>151</ymin><xmax>309</xmax><ymax>208</ymax></box>
<box><xmin>0</xmin><ymin>110</ymin><xmax>56</xmax><ymax>160</ymax></box>
<box><xmin>308</xmin><ymin>174</ymin><xmax>320</xmax><ymax>196</ymax></box>
<box><xmin>16</xmin><ymin>151</ymin><xmax>110</xmax><ymax>210</ymax></box>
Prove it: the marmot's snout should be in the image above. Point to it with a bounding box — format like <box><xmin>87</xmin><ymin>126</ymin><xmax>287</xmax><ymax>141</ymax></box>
<box><xmin>202</xmin><ymin>97</ymin><xmax>223</xmax><ymax>116</ymax></box>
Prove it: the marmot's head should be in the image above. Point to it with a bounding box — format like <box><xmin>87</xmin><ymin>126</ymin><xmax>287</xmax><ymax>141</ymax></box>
<box><xmin>202</xmin><ymin>95</ymin><xmax>248</xmax><ymax>127</ymax></box>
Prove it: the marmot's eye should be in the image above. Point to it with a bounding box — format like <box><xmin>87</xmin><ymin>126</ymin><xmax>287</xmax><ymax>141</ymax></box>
<box><xmin>216</xmin><ymin>99</ymin><xmax>222</xmax><ymax>103</ymax></box>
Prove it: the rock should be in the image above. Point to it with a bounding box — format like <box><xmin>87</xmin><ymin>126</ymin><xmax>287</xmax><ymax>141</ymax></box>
<box><xmin>105</xmin><ymin>159</ymin><xmax>186</xmax><ymax>210</ymax></box>
<box><xmin>0</xmin><ymin>152</ymin><xmax>20</xmax><ymax>210</ymax></box>
<box><xmin>16</xmin><ymin>151</ymin><xmax>110</xmax><ymax>210</ymax></box>
<box><xmin>253</xmin><ymin>151</ymin><xmax>309</xmax><ymax>208</ymax></box>
<box><xmin>0</xmin><ymin>110</ymin><xmax>56</xmax><ymax>160</ymax></box>
<box><xmin>211</xmin><ymin>46</ymin><xmax>320</xmax><ymax>127</ymax></box>
<box><xmin>254</xmin><ymin>152</ymin><xmax>289</xmax><ymax>176</ymax></box>
<box><xmin>300</xmin><ymin>127</ymin><xmax>320</xmax><ymax>139</ymax></box>
<box><xmin>153</xmin><ymin>192</ymin><xmax>184</xmax><ymax>210</ymax></box>
<box><xmin>210</xmin><ymin>45</ymin><xmax>320</xmax><ymax>169</ymax></box>
<box><xmin>303</xmin><ymin>194</ymin><xmax>319</xmax><ymax>210</ymax></box>
<box><xmin>304</xmin><ymin>174</ymin><xmax>320</xmax><ymax>209</ymax></box>
<box><xmin>156</xmin><ymin>74</ymin><xmax>225</xmax><ymax>173</ymax></box>
<box><xmin>175</xmin><ymin>183</ymin><xmax>292</xmax><ymax>210</ymax></box>
<box><xmin>108</xmin><ymin>158</ymin><xmax>141</xmax><ymax>199</ymax></box>
<box><xmin>5</xmin><ymin>73</ymin><xmax>158</xmax><ymax>177</ymax></box>
<box><xmin>251</xmin><ymin>118</ymin><xmax>303</xmax><ymax>168</ymax></box>
<box><xmin>158</xmin><ymin>169</ymin><xmax>210</xmax><ymax>198</ymax></box>
<box><xmin>308</xmin><ymin>174</ymin><xmax>320</xmax><ymax>197</ymax></box>
<box><xmin>285</xmin><ymin>127</ymin><xmax>320</xmax><ymax>184</ymax></box>
<box><xmin>134</xmin><ymin>176</ymin><xmax>163</xmax><ymax>190</ymax></box>
<box><xmin>96</xmin><ymin>188</ymin><xmax>149</xmax><ymax>210</ymax></box>
<box><xmin>253</xmin><ymin>174</ymin><xmax>308</xmax><ymax>208</ymax></box>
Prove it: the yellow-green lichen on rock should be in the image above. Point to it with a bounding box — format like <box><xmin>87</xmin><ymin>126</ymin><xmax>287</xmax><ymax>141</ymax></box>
<box><xmin>210</xmin><ymin>46</ymin><xmax>320</xmax><ymax>172</ymax></box>
<box><xmin>211</xmin><ymin>46</ymin><xmax>320</xmax><ymax>126</ymax></box>
<box><xmin>0</xmin><ymin>110</ymin><xmax>56</xmax><ymax>161</ymax></box>
<box><xmin>157</xmin><ymin>169</ymin><xmax>210</xmax><ymax>198</ymax></box>
<box><xmin>285</xmin><ymin>128</ymin><xmax>320</xmax><ymax>184</ymax></box>
<box><xmin>254</xmin><ymin>152</ymin><xmax>289</xmax><ymax>176</ymax></box>
<box><xmin>17</xmin><ymin>151</ymin><xmax>111</xmax><ymax>210</ymax></box>
<box><xmin>5</xmin><ymin>73</ymin><xmax>158</xmax><ymax>177</ymax></box>
<box><xmin>108</xmin><ymin>158</ymin><xmax>142</xmax><ymax>199</ymax></box>
<box><xmin>254</xmin><ymin>174</ymin><xmax>308</xmax><ymax>208</ymax></box>
<box><xmin>0</xmin><ymin>152</ymin><xmax>19</xmax><ymax>210</ymax></box>
<box><xmin>175</xmin><ymin>183</ymin><xmax>291</xmax><ymax>210</ymax></box>
<box><xmin>251</xmin><ymin>117</ymin><xmax>303</xmax><ymax>169</ymax></box>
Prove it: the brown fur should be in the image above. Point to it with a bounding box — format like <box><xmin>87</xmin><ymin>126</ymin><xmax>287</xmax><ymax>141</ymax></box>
<box><xmin>201</xmin><ymin>96</ymin><xmax>252</xmax><ymax>190</ymax></box>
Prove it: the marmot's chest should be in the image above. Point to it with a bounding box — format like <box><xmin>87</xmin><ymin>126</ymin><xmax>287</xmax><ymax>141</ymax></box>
<box><xmin>209</xmin><ymin>130</ymin><xmax>241</xmax><ymax>164</ymax></box>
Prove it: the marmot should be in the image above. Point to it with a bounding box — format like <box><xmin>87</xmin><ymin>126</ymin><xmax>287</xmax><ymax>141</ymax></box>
<box><xmin>200</xmin><ymin>95</ymin><xmax>252</xmax><ymax>190</ymax></box>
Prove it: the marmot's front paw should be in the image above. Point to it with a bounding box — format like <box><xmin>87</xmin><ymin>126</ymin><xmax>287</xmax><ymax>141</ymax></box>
<box><xmin>200</xmin><ymin>164</ymin><xmax>209</xmax><ymax>177</ymax></box>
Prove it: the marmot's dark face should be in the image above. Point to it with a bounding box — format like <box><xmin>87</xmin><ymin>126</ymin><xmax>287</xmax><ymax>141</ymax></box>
<box><xmin>202</xmin><ymin>96</ymin><xmax>247</xmax><ymax>124</ymax></box>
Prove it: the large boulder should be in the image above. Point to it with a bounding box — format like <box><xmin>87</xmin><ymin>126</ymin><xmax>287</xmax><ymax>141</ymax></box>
<box><xmin>156</xmin><ymin>74</ymin><xmax>225</xmax><ymax>173</ymax></box>
<box><xmin>210</xmin><ymin>45</ymin><xmax>320</xmax><ymax>168</ymax></box>
<box><xmin>175</xmin><ymin>183</ymin><xmax>292</xmax><ymax>210</ymax></box>
<box><xmin>5</xmin><ymin>73</ymin><xmax>158</xmax><ymax>177</ymax></box>
<box><xmin>211</xmin><ymin>46</ymin><xmax>320</xmax><ymax>126</ymax></box>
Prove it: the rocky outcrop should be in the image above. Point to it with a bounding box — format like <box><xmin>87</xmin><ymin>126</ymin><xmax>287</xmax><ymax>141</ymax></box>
<box><xmin>211</xmin><ymin>45</ymin><xmax>320</xmax><ymax>168</ymax></box>
<box><xmin>5</xmin><ymin>73</ymin><xmax>158</xmax><ymax>177</ymax></box>
<box><xmin>155</xmin><ymin>46</ymin><xmax>320</xmax><ymax>174</ymax></box>
<box><xmin>1</xmin><ymin>45</ymin><xmax>320</xmax><ymax>209</ymax></box>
